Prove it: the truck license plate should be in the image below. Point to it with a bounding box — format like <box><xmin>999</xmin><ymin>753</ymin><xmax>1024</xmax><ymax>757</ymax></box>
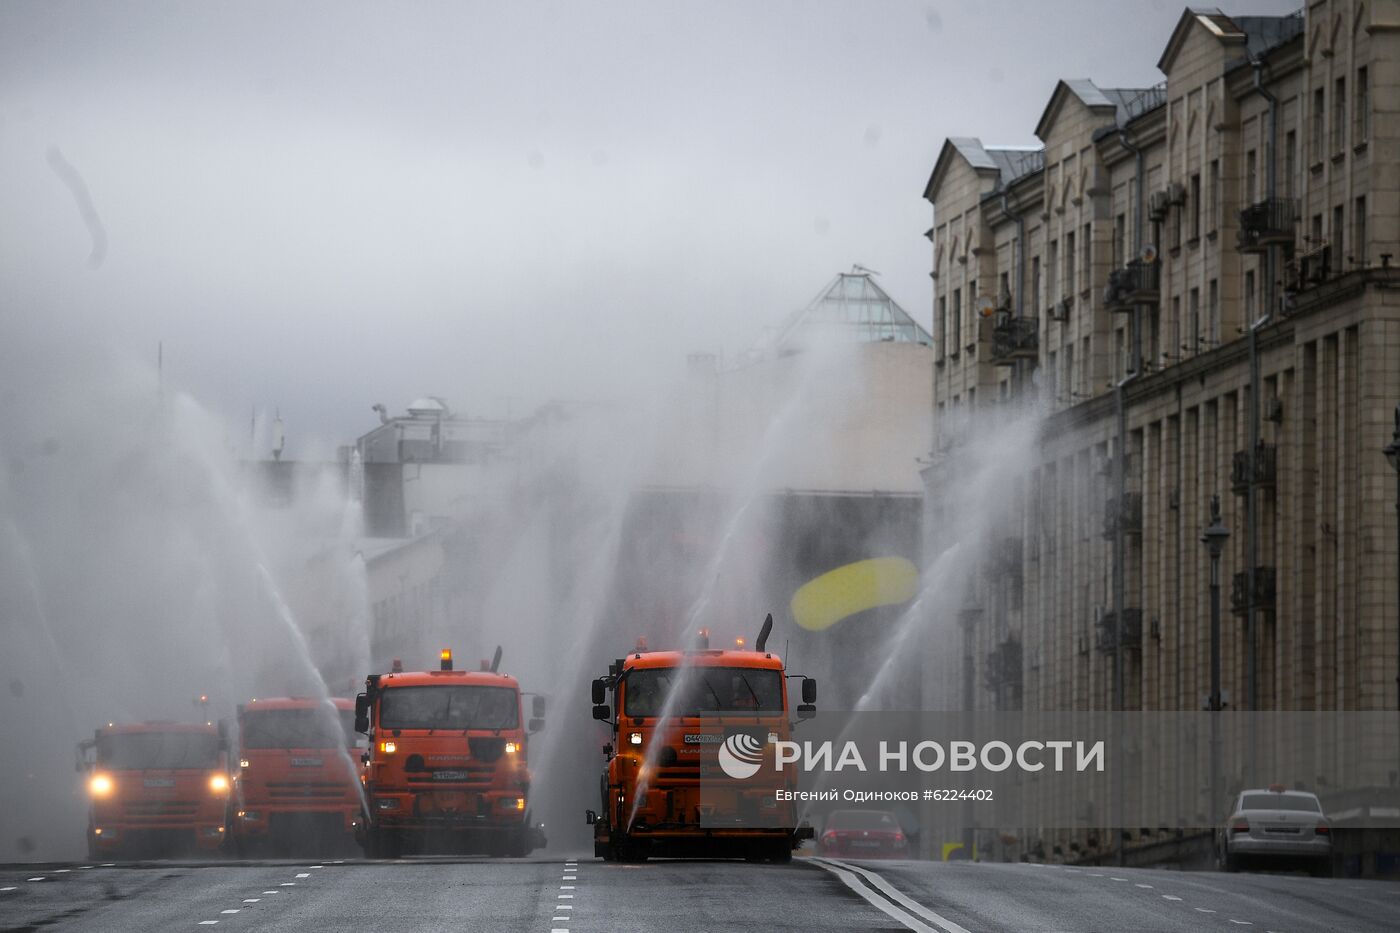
<box><xmin>290</xmin><ymin>758</ymin><xmax>323</xmax><ymax>767</ymax></box>
<box><xmin>143</xmin><ymin>778</ymin><xmax>175</xmax><ymax>788</ymax></box>
<box><xmin>433</xmin><ymin>770</ymin><xmax>468</xmax><ymax>781</ymax></box>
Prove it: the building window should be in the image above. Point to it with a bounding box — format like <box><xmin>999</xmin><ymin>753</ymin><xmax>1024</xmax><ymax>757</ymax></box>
<box><xmin>1031</xmin><ymin>256</ymin><xmax>1041</xmax><ymax>315</ymax></box>
<box><xmin>1284</xmin><ymin>131</ymin><xmax>1297</xmax><ymax>199</ymax></box>
<box><xmin>1356</xmin><ymin>67</ymin><xmax>1369</xmax><ymax>144</ymax></box>
<box><xmin>1333</xmin><ymin>77</ymin><xmax>1347</xmax><ymax>153</ymax></box>
<box><xmin>1245</xmin><ymin>270</ymin><xmax>1255</xmax><ymax>321</ymax></box>
<box><xmin>1048</xmin><ymin>240</ymin><xmax>1059</xmax><ymax>299</ymax></box>
<box><xmin>952</xmin><ymin>288</ymin><xmax>962</xmax><ymax>353</ymax></box>
<box><xmin>1114</xmin><ymin>213</ymin><xmax>1125</xmax><ymax>266</ymax></box>
<box><xmin>1190</xmin><ymin>173</ymin><xmax>1201</xmax><ymax>240</ymax></box>
<box><xmin>1311</xmin><ymin>213</ymin><xmax>1323</xmax><ymax>246</ymax></box>
<box><xmin>1208</xmin><ymin>279</ymin><xmax>1218</xmax><ymax>347</ymax></box>
<box><xmin>1081</xmin><ymin>223</ymin><xmax>1091</xmax><ymax>290</ymax></box>
<box><xmin>1065</xmin><ymin>231</ymin><xmax>1077</xmax><ymax>295</ymax></box>
<box><xmin>999</xmin><ymin>271</ymin><xmax>1011</xmax><ymax>308</ymax></box>
<box><xmin>1245</xmin><ymin>149</ymin><xmax>1257</xmax><ymax>204</ymax></box>
<box><xmin>1047</xmin><ymin>350</ymin><xmax>1058</xmax><ymax>401</ymax></box>
<box><xmin>1208</xmin><ymin>160</ymin><xmax>1220</xmax><ymax>231</ymax></box>
<box><xmin>1312</xmin><ymin>86</ymin><xmax>1326</xmax><ymax>163</ymax></box>
<box><xmin>937</xmin><ymin>295</ymin><xmax>947</xmax><ymax>355</ymax></box>
<box><xmin>1189</xmin><ymin>287</ymin><xmax>1200</xmax><ymax>357</ymax></box>
<box><xmin>1064</xmin><ymin>343</ymin><xmax>1074</xmax><ymax>401</ymax></box>
<box><xmin>1333</xmin><ymin>204</ymin><xmax>1344</xmax><ymax>260</ymax></box>
<box><xmin>1354</xmin><ymin>196</ymin><xmax>1367</xmax><ymax>266</ymax></box>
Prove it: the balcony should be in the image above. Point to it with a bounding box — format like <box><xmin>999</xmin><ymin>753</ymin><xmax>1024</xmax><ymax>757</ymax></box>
<box><xmin>983</xmin><ymin>637</ymin><xmax>1023</xmax><ymax>691</ymax></box>
<box><xmin>1236</xmin><ymin>198</ymin><xmax>1298</xmax><ymax>253</ymax></box>
<box><xmin>1102</xmin><ymin>492</ymin><xmax>1144</xmax><ymax>540</ymax></box>
<box><xmin>1231</xmin><ymin>566</ymin><xmax>1277</xmax><ymax>616</ymax></box>
<box><xmin>989</xmin><ymin>315</ymin><xmax>1039</xmax><ymax>366</ymax></box>
<box><xmin>1287</xmin><ymin>242</ymin><xmax>1333</xmax><ymax>292</ymax></box>
<box><xmin>1230</xmin><ymin>443</ymin><xmax>1278</xmax><ymax>495</ymax></box>
<box><xmin>1103</xmin><ymin>259</ymin><xmax>1160</xmax><ymax>312</ymax></box>
<box><xmin>1095</xmin><ymin>609</ymin><xmax>1143</xmax><ymax>653</ymax></box>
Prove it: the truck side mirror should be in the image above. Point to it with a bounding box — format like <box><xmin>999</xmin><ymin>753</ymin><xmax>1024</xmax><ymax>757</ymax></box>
<box><xmin>592</xmin><ymin>705</ymin><xmax>611</xmax><ymax>721</ymax></box>
<box><xmin>533</xmin><ymin>695</ymin><xmax>546</xmax><ymax>719</ymax></box>
<box><xmin>529</xmin><ymin>718</ymin><xmax>545</xmax><ymax>733</ymax></box>
<box><xmin>796</xmin><ymin>704</ymin><xmax>817</xmax><ymax>720</ymax></box>
<box><xmin>354</xmin><ymin>693</ymin><xmax>370</xmax><ymax>734</ymax></box>
<box><xmin>591</xmin><ymin>679</ymin><xmax>607</xmax><ymax>706</ymax></box>
<box><xmin>802</xmin><ymin>678</ymin><xmax>817</xmax><ymax>705</ymax></box>
<box><xmin>585</xmin><ymin>809</ymin><xmax>598</xmax><ymax>825</ymax></box>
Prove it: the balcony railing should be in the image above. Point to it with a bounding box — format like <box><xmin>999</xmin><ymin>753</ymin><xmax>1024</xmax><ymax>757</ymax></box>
<box><xmin>1102</xmin><ymin>492</ymin><xmax>1144</xmax><ymax>540</ymax></box>
<box><xmin>1230</xmin><ymin>443</ymin><xmax>1278</xmax><ymax>495</ymax></box>
<box><xmin>1236</xmin><ymin>198</ymin><xmax>1298</xmax><ymax>253</ymax></box>
<box><xmin>1231</xmin><ymin>567</ymin><xmax>1277</xmax><ymax>616</ymax></box>
<box><xmin>989</xmin><ymin>315</ymin><xmax>1039</xmax><ymax>366</ymax></box>
<box><xmin>1287</xmin><ymin>242</ymin><xmax>1333</xmax><ymax>291</ymax></box>
<box><xmin>1095</xmin><ymin>609</ymin><xmax>1143</xmax><ymax>653</ymax></box>
<box><xmin>1103</xmin><ymin>259</ymin><xmax>1160</xmax><ymax>312</ymax></box>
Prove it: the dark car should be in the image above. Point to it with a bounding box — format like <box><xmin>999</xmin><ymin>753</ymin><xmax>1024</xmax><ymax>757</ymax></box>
<box><xmin>817</xmin><ymin>809</ymin><xmax>908</xmax><ymax>859</ymax></box>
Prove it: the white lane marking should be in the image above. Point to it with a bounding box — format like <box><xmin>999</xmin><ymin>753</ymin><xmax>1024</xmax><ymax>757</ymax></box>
<box><xmin>551</xmin><ymin>929</ymin><xmax>569</xmax><ymax>933</ymax></box>
<box><xmin>557</xmin><ymin>904</ymin><xmax>572</xmax><ymax>909</ymax></box>
<box><xmin>808</xmin><ymin>859</ymin><xmax>943</xmax><ymax>933</ymax></box>
<box><xmin>1162</xmin><ymin>895</ymin><xmax>1182</xmax><ymax>901</ymax></box>
<box><xmin>221</xmin><ymin>909</ymin><xmax>240</xmax><ymax>914</ymax></box>
<box><xmin>1110</xmin><ymin>877</ymin><xmax>1128</xmax><ymax>882</ymax></box>
<box><xmin>101</xmin><ymin>863</ymin><xmax>115</xmax><ymax>867</ymax></box>
<box><xmin>309</xmin><ymin>865</ymin><xmax>323</xmax><ymax>869</ymax></box>
<box><xmin>1196</xmin><ymin>908</ymin><xmax>1217</xmax><ymax>913</ymax></box>
<box><xmin>1088</xmin><ymin>872</ymin><xmax>1105</xmax><ymax>877</ymax></box>
<box><xmin>295</xmin><ymin>872</ymin><xmax>310</xmax><ymax>878</ymax></box>
<box><xmin>1228</xmin><ymin>922</ymin><xmax>1252</xmax><ymax>926</ymax></box>
<box><xmin>262</xmin><ymin>890</ymin><xmax>279</xmax><ymax>894</ymax></box>
<box><xmin>560</xmin><ymin>885</ymin><xmax>575</xmax><ymax>890</ymax></box>
<box><xmin>79</xmin><ymin>866</ymin><xmax>94</xmax><ymax>870</ymax></box>
<box><xmin>54</xmin><ymin>869</ymin><xmax>70</xmax><ymax>873</ymax></box>
<box><xmin>27</xmin><ymin>877</ymin><xmax>44</xmax><ymax>882</ymax></box>
<box><xmin>1</xmin><ymin>886</ymin><xmax>17</xmax><ymax>892</ymax></box>
<box><xmin>1064</xmin><ymin>869</ymin><xmax>1081</xmax><ymax>874</ymax></box>
<box><xmin>280</xmin><ymin>882</ymin><xmax>296</xmax><ymax>886</ymax></box>
<box><xmin>199</xmin><ymin>923</ymin><xmax>219</xmax><ymax>926</ymax></box>
<box><xmin>563</xmin><ymin>875</ymin><xmax>577</xmax><ymax>880</ymax></box>
<box><xmin>558</xmin><ymin>894</ymin><xmax>573</xmax><ymax>899</ymax></box>
<box><xmin>1135</xmin><ymin>883</ymin><xmax>1153</xmax><ymax>888</ymax></box>
<box><xmin>243</xmin><ymin>898</ymin><xmax>261</xmax><ymax>903</ymax></box>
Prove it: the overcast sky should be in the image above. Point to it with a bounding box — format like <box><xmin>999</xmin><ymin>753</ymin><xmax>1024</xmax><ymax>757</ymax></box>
<box><xmin>0</xmin><ymin>0</ymin><xmax>1301</xmax><ymax>452</ymax></box>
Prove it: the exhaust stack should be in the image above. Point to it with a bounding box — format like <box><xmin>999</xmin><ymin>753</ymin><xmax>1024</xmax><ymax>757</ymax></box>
<box><xmin>490</xmin><ymin>645</ymin><xmax>503</xmax><ymax>673</ymax></box>
<box><xmin>755</xmin><ymin>613</ymin><xmax>773</xmax><ymax>653</ymax></box>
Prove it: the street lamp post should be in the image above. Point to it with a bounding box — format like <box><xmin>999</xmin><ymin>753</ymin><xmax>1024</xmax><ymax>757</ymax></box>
<box><xmin>1384</xmin><ymin>404</ymin><xmax>1400</xmax><ymax>769</ymax></box>
<box><xmin>1201</xmin><ymin>496</ymin><xmax>1230</xmax><ymax>826</ymax></box>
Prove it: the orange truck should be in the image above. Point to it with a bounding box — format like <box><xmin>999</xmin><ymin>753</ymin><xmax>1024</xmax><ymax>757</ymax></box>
<box><xmin>77</xmin><ymin>721</ymin><xmax>231</xmax><ymax>859</ymax></box>
<box><xmin>586</xmin><ymin>615</ymin><xmax>817</xmax><ymax>862</ymax></box>
<box><xmin>354</xmin><ymin>647</ymin><xmax>546</xmax><ymax>857</ymax></box>
<box><xmin>230</xmin><ymin>697</ymin><xmax>364</xmax><ymax>855</ymax></box>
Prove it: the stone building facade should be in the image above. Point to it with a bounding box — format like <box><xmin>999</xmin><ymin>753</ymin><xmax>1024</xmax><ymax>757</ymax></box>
<box><xmin>922</xmin><ymin>2</ymin><xmax>1400</xmax><ymax>855</ymax></box>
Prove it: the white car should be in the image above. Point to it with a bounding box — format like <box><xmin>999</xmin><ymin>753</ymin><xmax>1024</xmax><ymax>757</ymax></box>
<box><xmin>1218</xmin><ymin>785</ymin><xmax>1332</xmax><ymax>876</ymax></box>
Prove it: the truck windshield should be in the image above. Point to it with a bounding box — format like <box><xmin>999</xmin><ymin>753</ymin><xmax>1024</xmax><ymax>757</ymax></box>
<box><xmin>378</xmin><ymin>685</ymin><xmax>519</xmax><ymax>730</ymax></box>
<box><xmin>241</xmin><ymin>708</ymin><xmax>357</xmax><ymax>749</ymax></box>
<box><xmin>623</xmin><ymin>667</ymin><xmax>784</xmax><ymax>717</ymax></box>
<box><xmin>97</xmin><ymin>732</ymin><xmax>220</xmax><ymax>770</ymax></box>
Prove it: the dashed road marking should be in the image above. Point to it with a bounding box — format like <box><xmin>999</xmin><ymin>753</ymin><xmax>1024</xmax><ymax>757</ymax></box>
<box><xmin>558</xmin><ymin>892</ymin><xmax>574</xmax><ymax>898</ymax></box>
<box><xmin>198</xmin><ymin>922</ymin><xmax>219</xmax><ymax>926</ymax></box>
<box><xmin>560</xmin><ymin>885</ymin><xmax>575</xmax><ymax>889</ymax></box>
<box><xmin>1088</xmin><ymin>872</ymin><xmax>1104</xmax><ymax>877</ymax></box>
<box><xmin>54</xmin><ymin>868</ymin><xmax>70</xmax><ymax>873</ymax></box>
<box><xmin>1</xmin><ymin>886</ymin><xmax>17</xmax><ymax>892</ymax></box>
<box><xmin>295</xmin><ymin>872</ymin><xmax>310</xmax><ymax>878</ymax></box>
<box><xmin>1228</xmin><ymin>921</ymin><xmax>1252</xmax><ymax>926</ymax></box>
<box><xmin>280</xmin><ymin>882</ymin><xmax>296</xmax><ymax>887</ymax></box>
<box><xmin>221</xmin><ymin>909</ymin><xmax>240</xmax><ymax>914</ymax></box>
<box><xmin>1195</xmin><ymin>908</ymin><xmax>1217</xmax><ymax>913</ymax></box>
<box><xmin>1110</xmin><ymin>877</ymin><xmax>1128</xmax><ymax>882</ymax></box>
<box><xmin>101</xmin><ymin>863</ymin><xmax>115</xmax><ymax>867</ymax></box>
<box><xmin>1162</xmin><ymin>895</ymin><xmax>1182</xmax><ymax>901</ymax></box>
<box><xmin>262</xmin><ymin>890</ymin><xmax>279</xmax><ymax>895</ymax></box>
<box><xmin>27</xmin><ymin>877</ymin><xmax>44</xmax><ymax>882</ymax></box>
<box><xmin>243</xmin><ymin>898</ymin><xmax>260</xmax><ymax>903</ymax></box>
<box><xmin>79</xmin><ymin>866</ymin><xmax>94</xmax><ymax>870</ymax></box>
<box><xmin>1135</xmin><ymin>883</ymin><xmax>1153</xmax><ymax>888</ymax></box>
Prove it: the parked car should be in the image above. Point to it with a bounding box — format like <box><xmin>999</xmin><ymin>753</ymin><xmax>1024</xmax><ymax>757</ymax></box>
<box><xmin>1218</xmin><ymin>785</ymin><xmax>1331</xmax><ymax>876</ymax></box>
<box><xmin>818</xmin><ymin>809</ymin><xmax>908</xmax><ymax>859</ymax></box>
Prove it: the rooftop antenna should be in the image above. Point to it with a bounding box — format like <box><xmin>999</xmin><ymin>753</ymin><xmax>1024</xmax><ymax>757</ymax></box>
<box><xmin>851</xmin><ymin>263</ymin><xmax>880</xmax><ymax>276</ymax></box>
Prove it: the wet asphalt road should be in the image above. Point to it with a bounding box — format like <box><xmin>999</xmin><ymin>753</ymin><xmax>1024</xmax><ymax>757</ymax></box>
<box><xmin>3</xmin><ymin>853</ymin><xmax>1399</xmax><ymax>932</ymax></box>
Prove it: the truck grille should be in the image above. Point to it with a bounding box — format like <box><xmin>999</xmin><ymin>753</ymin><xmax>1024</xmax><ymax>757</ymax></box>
<box><xmin>124</xmin><ymin>800</ymin><xmax>199</xmax><ymax>819</ymax></box>
<box><xmin>406</xmin><ymin>764</ymin><xmax>495</xmax><ymax>787</ymax></box>
<box><xmin>266</xmin><ymin>781</ymin><xmax>348</xmax><ymax>799</ymax></box>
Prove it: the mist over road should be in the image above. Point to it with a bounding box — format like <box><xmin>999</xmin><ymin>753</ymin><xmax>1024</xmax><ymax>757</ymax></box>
<box><xmin>2</xmin><ymin>855</ymin><xmax>1397</xmax><ymax>932</ymax></box>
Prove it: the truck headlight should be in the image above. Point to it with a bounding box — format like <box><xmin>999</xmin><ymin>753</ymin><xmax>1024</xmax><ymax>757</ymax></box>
<box><xmin>209</xmin><ymin>774</ymin><xmax>229</xmax><ymax>793</ymax></box>
<box><xmin>629</xmin><ymin>732</ymin><xmax>642</xmax><ymax>746</ymax></box>
<box><xmin>88</xmin><ymin>774</ymin><xmax>114</xmax><ymax>797</ymax></box>
<box><xmin>505</xmin><ymin>742</ymin><xmax>518</xmax><ymax>754</ymax></box>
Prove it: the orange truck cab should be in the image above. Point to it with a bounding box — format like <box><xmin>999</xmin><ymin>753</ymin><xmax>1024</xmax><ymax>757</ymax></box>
<box><xmin>354</xmin><ymin>647</ymin><xmax>546</xmax><ymax>857</ymax></box>
<box><xmin>230</xmin><ymin>697</ymin><xmax>364</xmax><ymax>855</ymax></box>
<box><xmin>77</xmin><ymin>721</ymin><xmax>231</xmax><ymax>859</ymax></box>
<box><xmin>586</xmin><ymin>615</ymin><xmax>817</xmax><ymax>862</ymax></box>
